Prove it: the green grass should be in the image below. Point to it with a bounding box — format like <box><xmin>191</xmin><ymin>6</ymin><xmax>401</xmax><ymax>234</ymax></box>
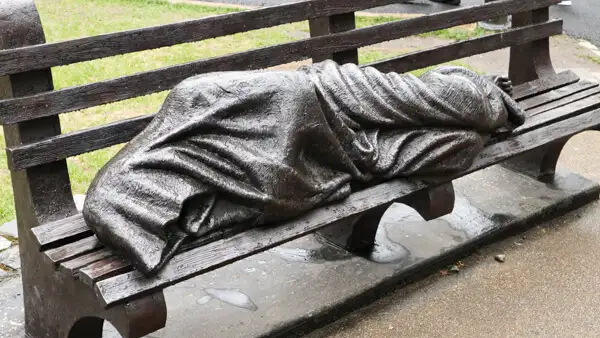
<box><xmin>0</xmin><ymin>0</ymin><xmax>483</xmax><ymax>224</ymax></box>
<box><xmin>586</xmin><ymin>55</ymin><xmax>600</xmax><ymax>65</ymax></box>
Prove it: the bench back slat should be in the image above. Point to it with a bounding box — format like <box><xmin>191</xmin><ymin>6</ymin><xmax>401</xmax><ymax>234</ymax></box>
<box><xmin>0</xmin><ymin>0</ymin><xmax>560</xmax><ymax>125</ymax></box>
<box><xmin>5</xmin><ymin>20</ymin><xmax>564</xmax><ymax>171</ymax></box>
<box><xmin>0</xmin><ymin>0</ymin><xmax>402</xmax><ymax>77</ymax></box>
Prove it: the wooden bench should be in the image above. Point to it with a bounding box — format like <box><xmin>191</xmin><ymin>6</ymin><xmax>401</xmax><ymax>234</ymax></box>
<box><xmin>1</xmin><ymin>0</ymin><xmax>599</xmax><ymax>336</ymax></box>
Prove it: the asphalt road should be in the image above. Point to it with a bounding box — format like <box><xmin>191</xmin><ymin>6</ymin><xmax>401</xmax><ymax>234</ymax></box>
<box><xmin>195</xmin><ymin>0</ymin><xmax>600</xmax><ymax>47</ymax></box>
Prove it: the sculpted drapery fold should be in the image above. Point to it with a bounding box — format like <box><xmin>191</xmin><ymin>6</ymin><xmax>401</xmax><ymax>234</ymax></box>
<box><xmin>83</xmin><ymin>61</ymin><xmax>525</xmax><ymax>275</ymax></box>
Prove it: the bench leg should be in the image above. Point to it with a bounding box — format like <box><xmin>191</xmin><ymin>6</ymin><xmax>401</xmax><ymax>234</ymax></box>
<box><xmin>404</xmin><ymin>183</ymin><xmax>455</xmax><ymax>221</ymax></box>
<box><xmin>318</xmin><ymin>183</ymin><xmax>455</xmax><ymax>254</ymax></box>
<box><xmin>21</xmin><ymin>249</ymin><xmax>166</xmax><ymax>338</ymax></box>
<box><xmin>502</xmin><ymin>138</ymin><xmax>569</xmax><ymax>183</ymax></box>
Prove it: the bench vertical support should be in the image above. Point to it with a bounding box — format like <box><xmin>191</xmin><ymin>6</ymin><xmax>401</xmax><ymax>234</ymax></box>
<box><xmin>509</xmin><ymin>8</ymin><xmax>556</xmax><ymax>85</ymax></box>
<box><xmin>506</xmin><ymin>6</ymin><xmax>565</xmax><ymax>183</ymax></box>
<box><xmin>0</xmin><ymin>1</ymin><xmax>166</xmax><ymax>337</ymax></box>
<box><xmin>309</xmin><ymin>12</ymin><xmax>358</xmax><ymax>64</ymax></box>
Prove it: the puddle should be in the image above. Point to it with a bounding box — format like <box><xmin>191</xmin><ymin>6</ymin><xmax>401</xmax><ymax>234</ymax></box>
<box><xmin>197</xmin><ymin>288</ymin><xmax>258</xmax><ymax>311</ymax></box>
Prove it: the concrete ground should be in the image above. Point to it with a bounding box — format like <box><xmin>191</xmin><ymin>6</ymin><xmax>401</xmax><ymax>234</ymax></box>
<box><xmin>308</xmin><ymin>132</ymin><xmax>600</xmax><ymax>338</ymax></box>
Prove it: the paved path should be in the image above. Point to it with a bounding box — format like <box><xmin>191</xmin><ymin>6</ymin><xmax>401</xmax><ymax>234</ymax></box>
<box><xmin>193</xmin><ymin>0</ymin><xmax>600</xmax><ymax>47</ymax></box>
<box><xmin>309</xmin><ymin>131</ymin><xmax>600</xmax><ymax>337</ymax></box>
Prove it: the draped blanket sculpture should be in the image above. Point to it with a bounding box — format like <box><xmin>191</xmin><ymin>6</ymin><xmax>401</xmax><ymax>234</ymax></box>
<box><xmin>83</xmin><ymin>61</ymin><xmax>525</xmax><ymax>275</ymax></box>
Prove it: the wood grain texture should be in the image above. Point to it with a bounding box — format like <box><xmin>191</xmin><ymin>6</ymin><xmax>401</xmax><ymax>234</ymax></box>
<box><xmin>78</xmin><ymin>256</ymin><xmax>131</xmax><ymax>287</ymax></box>
<box><xmin>369</xmin><ymin>20</ymin><xmax>562</xmax><ymax>74</ymax></box>
<box><xmin>7</xmin><ymin>114</ymin><xmax>152</xmax><ymax>170</ymax></box>
<box><xmin>5</xmin><ymin>21</ymin><xmax>562</xmax><ymax>171</ymax></box>
<box><xmin>509</xmin><ymin>8</ymin><xmax>556</xmax><ymax>86</ymax></box>
<box><xmin>520</xmin><ymin>80</ymin><xmax>598</xmax><ymax>111</ymax></box>
<box><xmin>0</xmin><ymin>0</ymin><xmax>560</xmax><ymax>125</ymax></box>
<box><xmin>512</xmin><ymin>70</ymin><xmax>579</xmax><ymax>101</ymax></box>
<box><xmin>44</xmin><ymin>236</ymin><xmax>102</xmax><ymax>266</ymax></box>
<box><xmin>93</xmin><ymin>101</ymin><xmax>600</xmax><ymax>307</ymax></box>
<box><xmin>31</xmin><ymin>214</ymin><xmax>92</xmax><ymax>250</ymax></box>
<box><xmin>515</xmin><ymin>92</ymin><xmax>600</xmax><ymax>134</ymax></box>
<box><xmin>0</xmin><ymin>0</ymin><xmax>403</xmax><ymax>77</ymax></box>
<box><xmin>59</xmin><ymin>248</ymin><xmax>113</xmax><ymax>276</ymax></box>
<box><xmin>527</xmin><ymin>87</ymin><xmax>600</xmax><ymax>117</ymax></box>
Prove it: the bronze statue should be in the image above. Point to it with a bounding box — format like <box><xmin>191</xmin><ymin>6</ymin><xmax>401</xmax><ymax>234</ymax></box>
<box><xmin>83</xmin><ymin>60</ymin><xmax>524</xmax><ymax>275</ymax></box>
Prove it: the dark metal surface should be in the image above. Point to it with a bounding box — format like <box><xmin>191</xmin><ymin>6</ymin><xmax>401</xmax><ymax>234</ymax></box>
<box><xmin>83</xmin><ymin>61</ymin><xmax>525</xmax><ymax>276</ymax></box>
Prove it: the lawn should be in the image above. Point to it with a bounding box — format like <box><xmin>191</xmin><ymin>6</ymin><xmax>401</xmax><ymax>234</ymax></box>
<box><xmin>0</xmin><ymin>0</ymin><xmax>483</xmax><ymax>224</ymax></box>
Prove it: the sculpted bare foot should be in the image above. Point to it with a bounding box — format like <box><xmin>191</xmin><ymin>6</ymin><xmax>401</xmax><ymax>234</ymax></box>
<box><xmin>485</xmin><ymin>74</ymin><xmax>513</xmax><ymax>96</ymax></box>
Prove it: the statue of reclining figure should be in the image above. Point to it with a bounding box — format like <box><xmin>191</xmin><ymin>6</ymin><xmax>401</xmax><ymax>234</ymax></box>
<box><xmin>83</xmin><ymin>60</ymin><xmax>525</xmax><ymax>275</ymax></box>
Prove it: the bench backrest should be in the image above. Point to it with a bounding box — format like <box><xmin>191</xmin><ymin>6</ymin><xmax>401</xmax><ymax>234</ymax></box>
<box><xmin>0</xmin><ymin>0</ymin><xmax>560</xmax><ymax>234</ymax></box>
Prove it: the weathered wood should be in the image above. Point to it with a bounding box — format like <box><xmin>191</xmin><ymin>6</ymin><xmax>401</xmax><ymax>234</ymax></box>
<box><xmin>520</xmin><ymin>80</ymin><xmax>598</xmax><ymax>111</ymax></box>
<box><xmin>45</xmin><ymin>235</ymin><xmax>102</xmax><ymax>266</ymax></box>
<box><xmin>4</xmin><ymin>22</ymin><xmax>563</xmax><ymax>172</ymax></box>
<box><xmin>369</xmin><ymin>20</ymin><xmax>562</xmax><ymax>74</ymax></box>
<box><xmin>0</xmin><ymin>0</ymin><xmax>405</xmax><ymax>77</ymax></box>
<box><xmin>309</xmin><ymin>12</ymin><xmax>358</xmax><ymax>64</ymax></box>
<box><xmin>512</xmin><ymin>70</ymin><xmax>579</xmax><ymax>101</ymax></box>
<box><xmin>515</xmin><ymin>92</ymin><xmax>600</xmax><ymax>135</ymax></box>
<box><xmin>7</xmin><ymin>114</ymin><xmax>152</xmax><ymax>171</ymax></box>
<box><xmin>31</xmin><ymin>214</ymin><xmax>92</xmax><ymax>250</ymax></box>
<box><xmin>59</xmin><ymin>248</ymin><xmax>114</xmax><ymax>276</ymax></box>
<box><xmin>94</xmin><ymin>103</ymin><xmax>600</xmax><ymax>306</ymax></box>
<box><xmin>79</xmin><ymin>256</ymin><xmax>131</xmax><ymax>287</ymax></box>
<box><xmin>527</xmin><ymin>87</ymin><xmax>600</xmax><ymax>117</ymax></box>
<box><xmin>0</xmin><ymin>0</ymin><xmax>561</xmax><ymax>125</ymax></box>
<box><xmin>509</xmin><ymin>8</ymin><xmax>556</xmax><ymax>85</ymax></box>
<box><xmin>0</xmin><ymin>1</ymin><xmax>89</xmax><ymax>337</ymax></box>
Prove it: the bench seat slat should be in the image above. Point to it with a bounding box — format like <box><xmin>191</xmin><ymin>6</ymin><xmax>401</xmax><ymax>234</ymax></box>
<box><xmin>520</xmin><ymin>80</ymin><xmax>598</xmax><ymax>111</ymax></box>
<box><xmin>516</xmin><ymin>92</ymin><xmax>600</xmax><ymax>135</ymax></box>
<box><xmin>78</xmin><ymin>257</ymin><xmax>132</xmax><ymax>287</ymax></box>
<box><xmin>512</xmin><ymin>70</ymin><xmax>580</xmax><ymax>101</ymax></box>
<box><xmin>5</xmin><ymin>21</ymin><xmax>564</xmax><ymax>172</ymax></box>
<box><xmin>44</xmin><ymin>235</ymin><xmax>103</xmax><ymax>266</ymax></box>
<box><xmin>527</xmin><ymin>87</ymin><xmax>600</xmax><ymax>117</ymax></box>
<box><xmin>0</xmin><ymin>0</ymin><xmax>561</xmax><ymax>125</ymax></box>
<box><xmin>31</xmin><ymin>214</ymin><xmax>92</xmax><ymax>250</ymax></box>
<box><xmin>93</xmin><ymin>103</ymin><xmax>600</xmax><ymax>307</ymax></box>
<box><xmin>59</xmin><ymin>248</ymin><xmax>114</xmax><ymax>275</ymax></box>
<box><xmin>0</xmin><ymin>0</ymin><xmax>404</xmax><ymax>77</ymax></box>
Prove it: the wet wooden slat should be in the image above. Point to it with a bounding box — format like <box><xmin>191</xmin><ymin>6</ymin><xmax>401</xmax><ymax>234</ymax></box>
<box><xmin>512</xmin><ymin>70</ymin><xmax>580</xmax><ymax>101</ymax></box>
<box><xmin>44</xmin><ymin>236</ymin><xmax>102</xmax><ymax>266</ymax></box>
<box><xmin>31</xmin><ymin>214</ymin><xmax>92</xmax><ymax>250</ymax></box>
<box><xmin>7</xmin><ymin>114</ymin><xmax>152</xmax><ymax>171</ymax></box>
<box><xmin>59</xmin><ymin>248</ymin><xmax>114</xmax><ymax>276</ymax></box>
<box><xmin>515</xmin><ymin>93</ymin><xmax>600</xmax><ymax>135</ymax></box>
<box><xmin>94</xmin><ymin>105</ymin><xmax>600</xmax><ymax>307</ymax></box>
<box><xmin>369</xmin><ymin>20</ymin><xmax>562</xmax><ymax>74</ymax></box>
<box><xmin>5</xmin><ymin>21</ymin><xmax>562</xmax><ymax>171</ymax></box>
<box><xmin>519</xmin><ymin>80</ymin><xmax>598</xmax><ymax>111</ymax></box>
<box><xmin>526</xmin><ymin>87</ymin><xmax>600</xmax><ymax>117</ymax></box>
<box><xmin>78</xmin><ymin>256</ymin><xmax>131</xmax><ymax>287</ymax></box>
<box><xmin>0</xmin><ymin>0</ymin><xmax>561</xmax><ymax>125</ymax></box>
<box><xmin>0</xmin><ymin>0</ymin><xmax>404</xmax><ymax>77</ymax></box>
